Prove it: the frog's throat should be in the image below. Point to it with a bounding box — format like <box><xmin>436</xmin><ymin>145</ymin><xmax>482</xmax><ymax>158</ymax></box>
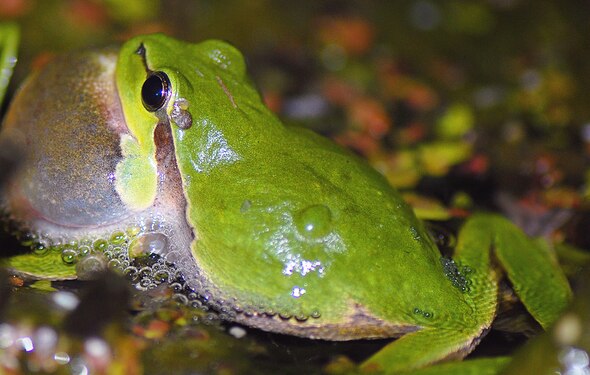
<box><xmin>1</xmin><ymin>120</ymin><xmax>196</xmax><ymax>259</ymax></box>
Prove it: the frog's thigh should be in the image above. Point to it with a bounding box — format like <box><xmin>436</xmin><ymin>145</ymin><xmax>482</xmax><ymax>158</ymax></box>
<box><xmin>360</xmin><ymin>325</ymin><xmax>489</xmax><ymax>373</ymax></box>
<box><xmin>361</xmin><ymin>216</ymin><xmax>501</xmax><ymax>373</ymax></box>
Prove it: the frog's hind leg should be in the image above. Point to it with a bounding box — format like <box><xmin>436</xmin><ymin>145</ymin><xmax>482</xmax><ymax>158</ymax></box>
<box><xmin>478</xmin><ymin>213</ymin><xmax>572</xmax><ymax>328</ymax></box>
<box><xmin>359</xmin><ymin>325</ymin><xmax>495</xmax><ymax>373</ymax></box>
<box><xmin>360</xmin><ymin>213</ymin><xmax>572</xmax><ymax>373</ymax></box>
<box><xmin>361</xmin><ymin>217</ymin><xmax>499</xmax><ymax>373</ymax></box>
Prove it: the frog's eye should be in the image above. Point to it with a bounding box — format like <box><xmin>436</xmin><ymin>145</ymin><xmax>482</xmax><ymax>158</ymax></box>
<box><xmin>141</xmin><ymin>71</ymin><xmax>171</xmax><ymax>112</ymax></box>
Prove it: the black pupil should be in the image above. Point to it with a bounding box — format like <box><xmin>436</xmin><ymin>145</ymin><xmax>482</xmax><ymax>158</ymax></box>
<box><xmin>141</xmin><ymin>72</ymin><xmax>170</xmax><ymax>112</ymax></box>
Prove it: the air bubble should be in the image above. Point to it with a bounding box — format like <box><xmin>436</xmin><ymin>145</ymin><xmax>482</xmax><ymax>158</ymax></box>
<box><xmin>291</xmin><ymin>286</ymin><xmax>306</xmax><ymax>298</ymax></box>
<box><xmin>20</xmin><ymin>232</ymin><xmax>37</xmax><ymax>247</ymax></box>
<box><xmin>117</xmin><ymin>253</ymin><xmax>127</xmax><ymax>262</ymax></box>
<box><xmin>206</xmin><ymin>313</ymin><xmax>218</xmax><ymax>323</ymax></box>
<box><xmin>139</xmin><ymin>267</ymin><xmax>152</xmax><ymax>278</ymax></box>
<box><xmin>154</xmin><ymin>270</ymin><xmax>170</xmax><ymax>283</ymax></box>
<box><xmin>409</xmin><ymin>226</ymin><xmax>421</xmax><ymax>241</ymax></box>
<box><xmin>440</xmin><ymin>257</ymin><xmax>472</xmax><ymax>293</ymax></box>
<box><xmin>78</xmin><ymin>245</ymin><xmax>91</xmax><ymax>257</ymax></box>
<box><xmin>165</xmin><ymin>250</ymin><xmax>181</xmax><ymax>263</ymax></box>
<box><xmin>49</xmin><ymin>244</ymin><xmax>63</xmax><ymax>254</ymax></box>
<box><xmin>93</xmin><ymin>239</ymin><xmax>108</xmax><ymax>252</ymax></box>
<box><xmin>76</xmin><ymin>254</ymin><xmax>108</xmax><ymax>280</ymax></box>
<box><xmin>293</xmin><ymin>204</ymin><xmax>333</xmax><ymax>241</ymax></box>
<box><xmin>139</xmin><ymin>277</ymin><xmax>152</xmax><ymax>288</ymax></box>
<box><xmin>79</xmin><ymin>238</ymin><xmax>92</xmax><ymax>246</ymax></box>
<box><xmin>124</xmin><ymin>266</ymin><xmax>138</xmax><ymax>281</ymax></box>
<box><xmin>129</xmin><ymin>232</ymin><xmax>169</xmax><ymax>258</ymax></box>
<box><xmin>413</xmin><ymin>307</ymin><xmax>433</xmax><ymax>319</ymax></box>
<box><xmin>264</xmin><ymin>308</ymin><xmax>275</xmax><ymax>316</ymax></box>
<box><xmin>108</xmin><ymin>259</ymin><xmax>122</xmax><ymax>269</ymax></box>
<box><xmin>33</xmin><ymin>243</ymin><xmax>48</xmax><ymax>256</ymax></box>
<box><xmin>126</xmin><ymin>225</ymin><xmax>141</xmax><ymax>238</ymax></box>
<box><xmin>173</xmin><ymin>294</ymin><xmax>189</xmax><ymax>305</ymax></box>
<box><xmin>311</xmin><ymin>310</ymin><xmax>321</xmax><ymax>319</ymax></box>
<box><xmin>51</xmin><ymin>237</ymin><xmax>65</xmax><ymax>247</ymax></box>
<box><xmin>295</xmin><ymin>315</ymin><xmax>308</xmax><ymax>322</ymax></box>
<box><xmin>61</xmin><ymin>249</ymin><xmax>78</xmax><ymax>265</ymax></box>
<box><xmin>14</xmin><ymin>217</ymin><xmax>201</xmax><ymax>314</ymax></box>
<box><xmin>109</xmin><ymin>231</ymin><xmax>126</xmax><ymax>245</ymax></box>
<box><xmin>170</xmin><ymin>283</ymin><xmax>183</xmax><ymax>293</ymax></box>
<box><xmin>279</xmin><ymin>312</ymin><xmax>292</xmax><ymax>320</ymax></box>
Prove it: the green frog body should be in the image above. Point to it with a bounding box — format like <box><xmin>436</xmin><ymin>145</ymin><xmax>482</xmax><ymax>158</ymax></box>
<box><xmin>0</xmin><ymin>33</ymin><xmax>571</xmax><ymax>373</ymax></box>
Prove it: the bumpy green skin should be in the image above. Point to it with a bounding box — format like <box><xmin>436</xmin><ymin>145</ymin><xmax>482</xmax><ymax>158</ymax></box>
<box><xmin>117</xmin><ymin>35</ymin><xmax>475</xmax><ymax>328</ymax></box>
<box><xmin>115</xmin><ymin>35</ymin><xmax>571</xmax><ymax>373</ymax></box>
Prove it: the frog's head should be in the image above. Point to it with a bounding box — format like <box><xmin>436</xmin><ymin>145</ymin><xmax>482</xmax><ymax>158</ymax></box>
<box><xmin>114</xmin><ymin>34</ymin><xmax>260</xmax><ymax>212</ymax></box>
<box><xmin>0</xmin><ymin>34</ymin><xmax>267</xmax><ymax>237</ymax></box>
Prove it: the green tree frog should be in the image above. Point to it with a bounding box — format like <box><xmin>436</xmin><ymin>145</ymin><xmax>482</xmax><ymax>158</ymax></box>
<box><xmin>0</xmin><ymin>33</ymin><xmax>572</xmax><ymax>373</ymax></box>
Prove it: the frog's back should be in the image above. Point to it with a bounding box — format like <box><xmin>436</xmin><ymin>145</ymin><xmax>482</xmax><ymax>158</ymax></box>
<box><xmin>156</xmin><ymin>36</ymin><xmax>475</xmax><ymax>339</ymax></box>
<box><xmin>175</xmin><ymin>114</ymin><xmax>473</xmax><ymax>339</ymax></box>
